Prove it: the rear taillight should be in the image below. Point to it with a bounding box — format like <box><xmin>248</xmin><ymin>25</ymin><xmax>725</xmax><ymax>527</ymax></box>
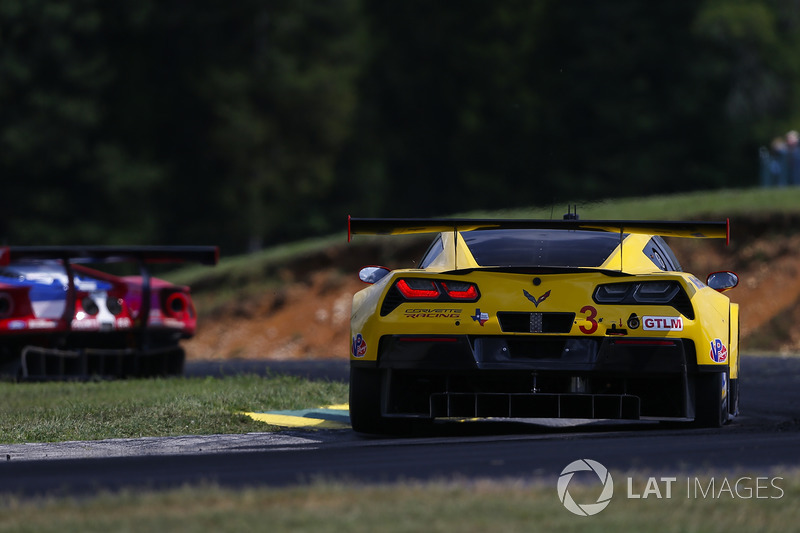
<box><xmin>395</xmin><ymin>278</ymin><xmax>479</xmax><ymax>302</ymax></box>
<box><xmin>592</xmin><ymin>280</ymin><xmax>694</xmax><ymax>319</ymax></box>
<box><xmin>381</xmin><ymin>278</ymin><xmax>480</xmax><ymax>316</ymax></box>
<box><xmin>164</xmin><ymin>292</ymin><xmax>192</xmax><ymax>318</ymax></box>
<box><xmin>441</xmin><ymin>281</ymin><xmax>479</xmax><ymax>300</ymax></box>
<box><xmin>396</xmin><ymin>279</ymin><xmax>440</xmax><ymax>299</ymax></box>
<box><xmin>594</xmin><ymin>281</ymin><xmax>681</xmax><ymax>304</ymax></box>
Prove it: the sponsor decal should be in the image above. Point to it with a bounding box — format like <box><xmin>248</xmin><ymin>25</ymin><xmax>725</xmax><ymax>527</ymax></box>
<box><xmin>8</xmin><ymin>321</ymin><xmax>26</xmax><ymax>330</ymax></box>
<box><xmin>351</xmin><ymin>333</ymin><xmax>367</xmax><ymax>358</ymax></box>
<box><xmin>71</xmin><ymin>318</ymin><xmax>99</xmax><ymax>330</ymax></box>
<box><xmin>403</xmin><ymin>308</ymin><xmax>461</xmax><ymax>319</ymax></box>
<box><xmin>710</xmin><ymin>338</ymin><xmax>728</xmax><ymax>362</ymax></box>
<box><xmin>579</xmin><ymin>305</ymin><xmax>599</xmax><ymax>334</ymax></box>
<box><xmin>523</xmin><ymin>289</ymin><xmax>551</xmax><ymax>308</ymax></box>
<box><xmin>160</xmin><ymin>318</ymin><xmax>184</xmax><ymax>329</ymax></box>
<box><xmin>642</xmin><ymin>316</ymin><xmax>684</xmax><ymax>331</ymax></box>
<box><xmin>471</xmin><ymin>308</ymin><xmax>489</xmax><ymax>326</ymax></box>
<box><xmin>28</xmin><ymin>319</ymin><xmax>57</xmax><ymax>329</ymax></box>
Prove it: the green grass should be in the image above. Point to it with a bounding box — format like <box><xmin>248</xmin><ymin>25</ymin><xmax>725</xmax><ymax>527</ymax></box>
<box><xmin>0</xmin><ymin>475</ymin><xmax>798</xmax><ymax>532</ymax></box>
<box><xmin>0</xmin><ymin>375</ymin><xmax>347</xmax><ymax>444</ymax></box>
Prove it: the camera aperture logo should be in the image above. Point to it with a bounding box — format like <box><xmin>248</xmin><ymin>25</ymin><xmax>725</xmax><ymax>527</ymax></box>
<box><xmin>558</xmin><ymin>459</ymin><xmax>785</xmax><ymax>517</ymax></box>
<box><xmin>557</xmin><ymin>459</ymin><xmax>614</xmax><ymax>516</ymax></box>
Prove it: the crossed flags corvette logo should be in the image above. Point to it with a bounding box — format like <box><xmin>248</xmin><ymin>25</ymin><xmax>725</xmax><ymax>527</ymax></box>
<box><xmin>523</xmin><ymin>289</ymin><xmax>551</xmax><ymax>307</ymax></box>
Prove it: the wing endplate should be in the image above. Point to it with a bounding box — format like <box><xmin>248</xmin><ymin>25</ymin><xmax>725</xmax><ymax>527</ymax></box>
<box><xmin>348</xmin><ymin>217</ymin><xmax>730</xmax><ymax>244</ymax></box>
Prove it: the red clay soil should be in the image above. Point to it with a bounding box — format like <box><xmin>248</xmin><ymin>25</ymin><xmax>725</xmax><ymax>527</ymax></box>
<box><xmin>184</xmin><ymin>222</ymin><xmax>800</xmax><ymax>361</ymax></box>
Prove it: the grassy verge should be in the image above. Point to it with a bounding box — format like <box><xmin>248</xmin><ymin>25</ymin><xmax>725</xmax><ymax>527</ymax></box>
<box><xmin>461</xmin><ymin>187</ymin><xmax>800</xmax><ymax>219</ymax></box>
<box><xmin>0</xmin><ymin>375</ymin><xmax>347</xmax><ymax>444</ymax></box>
<box><xmin>0</xmin><ymin>475</ymin><xmax>798</xmax><ymax>532</ymax></box>
<box><xmin>163</xmin><ymin>186</ymin><xmax>800</xmax><ymax>316</ymax></box>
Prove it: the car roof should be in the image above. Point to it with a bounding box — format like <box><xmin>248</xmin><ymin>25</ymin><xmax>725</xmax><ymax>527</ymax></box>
<box><xmin>419</xmin><ymin>229</ymin><xmax>678</xmax><ymax>274</ymax></box>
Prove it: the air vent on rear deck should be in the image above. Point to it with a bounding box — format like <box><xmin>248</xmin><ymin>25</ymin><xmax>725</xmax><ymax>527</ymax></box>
<box><xmin>497</xmin><ymin>312</ymin><xmax>575</xmax><ymax>333</ymax></box>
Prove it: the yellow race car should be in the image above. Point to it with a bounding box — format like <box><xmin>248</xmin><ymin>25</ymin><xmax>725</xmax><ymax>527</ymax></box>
<box><xmin>347</xmin><ymin>215</ymin><xmax>739</xmax><ymax>434</ymax></box>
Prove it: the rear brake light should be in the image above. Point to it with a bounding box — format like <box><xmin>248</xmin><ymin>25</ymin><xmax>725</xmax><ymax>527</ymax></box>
<box><xmin>382</xmin><ymin>278</ymin><xmax>481</xmax><ymax>315</ymax></box>
<box><xmin>396</xmin><ymin>279</ymin><xmax>440</xmax><ymax>299</ymax></box>
<box><xmin>165</xmin><ymin>292</ymin><xmax>190</xmax><ymax>317</ymax></box>
<box><xmin>441</xmin><ymin>281</ymin><xmax>479</xmax><ymax>300</ymax></box>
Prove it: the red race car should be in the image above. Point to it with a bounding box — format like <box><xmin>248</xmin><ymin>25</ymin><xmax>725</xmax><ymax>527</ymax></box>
<box><xmin>0</xmin><ymin>246</ymin><xmax>218</xmax><ymax>379</ymax></box>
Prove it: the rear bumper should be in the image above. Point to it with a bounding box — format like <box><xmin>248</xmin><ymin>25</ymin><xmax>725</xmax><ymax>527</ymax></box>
<box><xmin>353</xmin><ymin>334</ymin><xmax>716</xmax><ymax>421</ymax></box>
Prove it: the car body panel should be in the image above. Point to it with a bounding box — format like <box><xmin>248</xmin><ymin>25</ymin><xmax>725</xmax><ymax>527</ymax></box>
<box><xmin>0</xmin><ymin>246</ymin><xmax>217</xmax><ymax>379</ymax></box>
<box><xmin>348</xmin><ymin>218</ymin><xmax>738</xmax><ymax>432</ymax></box>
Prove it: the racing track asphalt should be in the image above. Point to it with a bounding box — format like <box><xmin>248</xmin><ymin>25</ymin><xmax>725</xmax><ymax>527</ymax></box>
<box><xmin>1</xmin><ymin>354</ymin><xmax>799</xmax><ymax>498</ymax></box>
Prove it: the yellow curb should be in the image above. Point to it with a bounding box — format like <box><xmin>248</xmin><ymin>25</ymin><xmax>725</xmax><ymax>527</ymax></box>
<box><xmin>243</xmin><ymin>411</ymin><xmax>350</xmax><ymax>430</ymax></box>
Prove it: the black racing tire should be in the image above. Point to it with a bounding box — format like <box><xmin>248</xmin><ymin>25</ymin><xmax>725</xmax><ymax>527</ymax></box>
<box><xmin>694</xmin><ymin>371</ymin><xmax>729</xmax><ymax>428</ymax></box>
<box><xmin>349</xmin><ymin>366</ymin><xmax>384</xmax><ymax>434</ymax></box>
<box><xmin>729</xmin><ymin>377</ymin><xmax>739</xmax><ymax>418</ymax></box>
<box><xmin>349</xmin><ymin>366</ymin><xmax>420</xmax><ymax>436</ymax></box>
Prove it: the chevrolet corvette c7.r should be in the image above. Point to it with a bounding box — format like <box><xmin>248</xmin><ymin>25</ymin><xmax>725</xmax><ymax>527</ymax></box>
<box><xmin>347</xmin><ymin>217</ymin><xmax>738</xmax><ymax>434</ymax></box>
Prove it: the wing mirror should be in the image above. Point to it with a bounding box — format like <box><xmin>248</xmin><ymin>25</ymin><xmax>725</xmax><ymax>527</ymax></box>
<box><xmin>706</xmin><ymin>271</ymin><xmax>739</xmax><ymax>293</ymax></box>
<box><xmin>358</xmin><ymin>266</ymin><xmax>391</xmax><ymax>284</ymax></box>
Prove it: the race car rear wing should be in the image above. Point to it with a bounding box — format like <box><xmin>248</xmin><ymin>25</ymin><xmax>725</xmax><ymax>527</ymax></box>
<box><xmin>348</xmin><ymin>217</ymin><xmax>730</xmax><ymax>245</ymax></box>
<box><xmin>7</xmin><ymin>245</ymin><xmax>219</xmax><ymax>265</ymax></box>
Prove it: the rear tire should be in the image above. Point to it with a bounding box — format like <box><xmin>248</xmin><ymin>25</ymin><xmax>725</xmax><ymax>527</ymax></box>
<box><xmin>694</xmin><ymin>371</ymin><xmax>729</xmax><ymax>428</ymax></box>
<box><xmin>349</xmin><ymin>366</ymin><xmax>419</xmax><ymax>435</ymax></box>
<box><xmin>729</xmin><ymin>377</ymin><xmax>739</xmax><ymax>417</ymax></box>
<box><xmin>349</xmin><ymin>366</ymin><xmax>384</xmax><ymax>434</ymax></box>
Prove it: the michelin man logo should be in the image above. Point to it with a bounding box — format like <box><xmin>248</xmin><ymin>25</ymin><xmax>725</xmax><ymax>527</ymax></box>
<box><xmin>557</xmin><ymin>459</ymin><xmax>614</xmax><ymax>516</ymax></box>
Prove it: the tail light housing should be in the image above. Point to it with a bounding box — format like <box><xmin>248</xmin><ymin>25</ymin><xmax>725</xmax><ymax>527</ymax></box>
<box><xmin>593</xmin><ymin>280</ymin><xmax>694</xmax><ymax>319</ymax></box>
<box><xmin>163</xmin><ymin>291</ymin><xmax>194</xmax><ymax>319</ymax></box>
<box><xmin>381</xmin><ymin>278</ymin><xmax>480</xmax><ymax>315</ymax></box>
<box><xmin>396</xmin><ymin>279</ymin><xmax>440</xmax><ymax>299</ymax></box>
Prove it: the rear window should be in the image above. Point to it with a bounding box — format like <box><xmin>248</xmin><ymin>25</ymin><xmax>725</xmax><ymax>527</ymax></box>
<box><xmin>463</xmin><ymin>229</ymin><xmax>623</xmax><ymax>267</ymax></box>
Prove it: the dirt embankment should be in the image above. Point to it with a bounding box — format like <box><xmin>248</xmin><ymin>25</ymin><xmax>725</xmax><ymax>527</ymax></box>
<box><xmin>184</xmin><ymin>214</ymin><xmax>800</xmax><ymax>360</ymax></box>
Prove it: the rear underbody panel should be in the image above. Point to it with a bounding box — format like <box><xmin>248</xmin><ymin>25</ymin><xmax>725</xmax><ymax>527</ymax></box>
<box><xmin>358</xmin><ymin>334</ymin><xmax>709</xmax><ymax>421</ymax></box>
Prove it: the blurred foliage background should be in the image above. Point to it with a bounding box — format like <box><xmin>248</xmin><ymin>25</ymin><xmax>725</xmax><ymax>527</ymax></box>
<box><xmin>1</xmin><ymin>0</ymin><xmax>799</xmax><ymax>254</ymax></box>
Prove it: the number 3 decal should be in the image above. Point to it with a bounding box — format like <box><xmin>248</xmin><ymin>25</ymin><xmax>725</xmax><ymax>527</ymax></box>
<box><xmin>579</xmin><ymin>305</ymin><xmax>598</xmax><ymax>334</ymax></box>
